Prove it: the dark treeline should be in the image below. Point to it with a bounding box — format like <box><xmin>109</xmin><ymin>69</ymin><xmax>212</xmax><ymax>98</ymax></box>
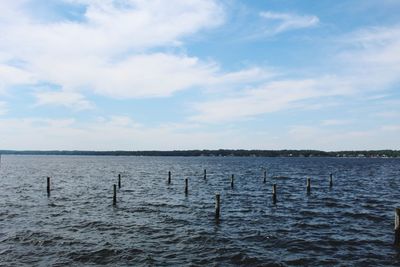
<box><xmin>0</xmin><ymin>149</ymin><xmax>399</xmax><ymax>157</ymax></box>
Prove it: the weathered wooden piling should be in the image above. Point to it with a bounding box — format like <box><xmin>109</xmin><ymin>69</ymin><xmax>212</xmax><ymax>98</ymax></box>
<box><xmin>329</xmin><ymin>173</ymin><xmax>333</xmax><ymax>187</ymax></box>
<box><xmin>204</xmin><ymin>169</ymin><xmax>207</xmax><ymax>179</ymax></box>
<box><xmin>185</xmin><ymin>178</ymin><xmax>188</xmax><ymax>195</ymax></box>
<box><xmin>263</xmin><ymin>170</ymin><xmax>267</xmax><ymax>183</ymax></box>
<box><xmin>215</xmin><ymin>193</ymin><xmax>220</xmax><ymax>219</ymax></box>
<box><xmin>168</xmin><ymin>171</ymin><xmax>171</xmax><ymax>184</ymax></box>
<box><xmin>118</xmin><ymin>174</ymin><xmax>121</xmax><ymax>188</ymax></box>
<box><xmin>395</xmin><ymin>208</ymin><xmax>400</xmax><ymax>246</ymax></box>
<box><xmin>47</xmin><ymin>177</ymin><xmax>51</xmax><ymax>196</ymax></box>
<box><xmin>231</xmin><ymin>174</ymin><xmax>234</xmax><ymax>188</ymax></box>
<box><xmin>307</xmin><ymin>178</ymin><xmax>311</xmax><ymax>194</ymax></box>
<box><xmin>113</xmin><ymin>184</ymin><xmax>117</xmax><ymax>206</ymax></box>
<box><xmin>272</xmin><ymin>184</ymin><xmax>277</xmax><ymax>203</ymax></box>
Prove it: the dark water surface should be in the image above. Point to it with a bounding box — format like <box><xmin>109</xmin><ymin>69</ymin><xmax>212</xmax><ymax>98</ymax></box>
<box><xmin>1</xmin><ymin>155</ymin><xmax>400</xmax><ymax>266</ymax></box>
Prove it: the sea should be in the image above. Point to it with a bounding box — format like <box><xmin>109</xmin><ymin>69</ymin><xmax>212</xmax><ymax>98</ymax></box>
<box><xmin>0</xmin><ymin>155</ymin><xmax>399</xmax><ymax>266</ymax></box>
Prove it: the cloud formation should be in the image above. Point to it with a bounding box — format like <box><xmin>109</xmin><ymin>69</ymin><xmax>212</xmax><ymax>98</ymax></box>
<box><xmin>191</xmin><ymin>79</ymin><xmax>322</xmax><ymax>123</ymax></box>
<box><xmin>0</xmin><ymin>1</ymin><xmax>399</xmax><ymax>150</ymax></box>
<box><xmin>34</xmin><ymin>90</ymin><xmax>94</xmax><ymax>110</ymax></box>
<box><xmin>0</xmin><ymin>0</ymin><xmax>229</xmax><ymax>100</ymax></box>
<box><xmin>190</xmin><ymin>24</ymin><xmax>400</xmax><ymax>123</ymax></box>
<box><xmin>260</xmin><ymin>11</ymin><xmax>319</xmax><ymax>34</ymax></box>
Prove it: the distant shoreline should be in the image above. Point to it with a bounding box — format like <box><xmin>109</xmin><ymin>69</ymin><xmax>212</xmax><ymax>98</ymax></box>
<box><xmin>0</xmin><ymin>150</ymin><xmax>399</xmax><ymax>158</ymax></box>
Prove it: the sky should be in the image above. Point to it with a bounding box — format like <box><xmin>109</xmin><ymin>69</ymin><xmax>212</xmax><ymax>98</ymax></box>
<box><xmin>0</xmin><ymin>0</ymin><xmax>400</xmax><ymax>151</ymax></box>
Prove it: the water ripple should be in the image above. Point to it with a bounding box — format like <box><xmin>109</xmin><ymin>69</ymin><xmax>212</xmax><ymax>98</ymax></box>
<box><xmin>0</xmin><ymin>156</ymin><xmax>399</xmax><ymax>266</ymax></box>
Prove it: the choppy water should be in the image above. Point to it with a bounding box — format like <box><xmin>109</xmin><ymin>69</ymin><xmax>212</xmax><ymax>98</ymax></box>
<box><xmin>0</xmin><ymin>155</ymin><xmax>400</xmax><ymax>266</ymax></box>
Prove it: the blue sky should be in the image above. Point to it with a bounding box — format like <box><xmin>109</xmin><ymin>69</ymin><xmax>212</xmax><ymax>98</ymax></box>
<box><xmin>0</xmin><ymin>0</ymin><xmax>399</xmax><ymax>150</ymax></box>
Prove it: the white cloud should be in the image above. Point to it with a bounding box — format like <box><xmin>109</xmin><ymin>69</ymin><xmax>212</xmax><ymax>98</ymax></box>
<box><xmin>260</xmin><ymin>11</ymin><xmax>319</xmax><ymax>34</ymax></box>
<box><xmin>190</xmin><ymin>24</ymin><xmax>400</xmax><ymax>124</ymax></box>
<box><xmin>107</xmin><ymin>116</ymin><xmax>141</xmax><ymax>127</ymax></box>
<box><xmin>0</xmin><ymin>0</ymin><xmax>279</xmax><ymax>104</ymax></box>
<box><xmin>0</xmin><ymin>116</ymin><xmax>242</xmax><ymax>150</ymax></box>
<box><xmin>85</xmin><ymin>53</ymin><xmax>217</xmax><ymax>98</ymax></box>
<box><xmin>35</xmin><ymin>90</ymin><xmax>94</xmax><ymax>110</ymax></box>
<box><xmin>191</xmin><ymin>79</ymin><xmax>321</xmax><ymax>123</ymax></box>
<box><xmin>0</xmin><ymin>64</ymin><xmax>35</xmax><ymax>93</ymax></box>
<box><xmin>190</xmin><ymin>75</ymin><xmax>355</xmax><ymax>123</ymax></box>
<box><xmin>337</xmin><ymin>25</ymin><xmax>400</xmax><ymax>90</ymax></box>
<box><xmin>0</xmin><ymin>116</ymin><xmax>398</xmax><ymax>150</ymax></box>
<box><xmin>0</xmin><ymin>1</ymin><xmax>399</xmax><ymax>151</ymax></box>
<box><xmin>0</xmin><ymin>0</ymin><xmax>231</xmax><ymax>101</ymax></box>
<box><xmin>2</xmin><ymin>0</ymin><xmax>224</xmax><ymax>52</ymax></box>
<box><xmin>206</xmin><ymin>67</ymin><xmax>277</xmax><ymax>89</ymax></box>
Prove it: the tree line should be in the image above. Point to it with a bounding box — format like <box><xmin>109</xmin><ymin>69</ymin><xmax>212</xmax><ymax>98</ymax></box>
<box><xmin>0</xmin><ymin>149</ymin><xmax>399</xmax><ymax>157</ymax></box>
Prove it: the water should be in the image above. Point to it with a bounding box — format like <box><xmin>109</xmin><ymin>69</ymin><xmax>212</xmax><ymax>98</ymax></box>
<box><xmin>0</xmin><ymin>155</ymin><xmax>400</xmax><ymax>266</ymax></box>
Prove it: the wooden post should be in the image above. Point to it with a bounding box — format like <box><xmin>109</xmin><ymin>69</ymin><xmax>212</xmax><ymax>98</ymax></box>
<box><xmin>272</xmin><ymin>184</ymin><xmax>277</xmax><ymax>203</ymax></box>
<box><xmin>263</xmin><ymin>170</ymin><xmax>267</xmax><ymax>183</ymax></box>
<box><xmin>168</xmin><ymin>171</ymin><xmax>171</xmax><ymax>184</ymax></box>
<box><xmin>204</xmin><ymin>169</ymin><xmax>207</xmax><ymax>179</ymax></box>
<box><xmin>395</xmin><ymin>208</ymin><xmax>400</xmax><ymax>246</ymax></box>
<box><xmin>215</xmin><ymin>193</ymin><xmax>220</xmax><ymax>219</ymax></box>
<box><xmin>113</xmin><ymin>184</ymin><xmax>117</xmax><ymax>206</ymax></box>
<box><xmin>185</xmin><ymin>178</ymin><xmax>188</xmax><ymax>195</ymax></box>
<box><xmin>329</xmin><ymin>173</ymin><xmax>333</xmax><ymax>187</ymax></box>
<box><xmin>118</xmin><ymin>174</ymin><xmax>121</xmax><ymax>188</ymax></box>
<box><xmin>47</xmin><ymin>177</ymin><xmax>51</xmax><ymax>196</ymax></box>
<box><xmin>307</xmin><ymin>178</ymin><xmax>311</xmax><ymax>194</ymax></box>
<box><xmin>231</xmin><ymin>174</ymin><xmax>234</xmax><ymax>188</ymax></box>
